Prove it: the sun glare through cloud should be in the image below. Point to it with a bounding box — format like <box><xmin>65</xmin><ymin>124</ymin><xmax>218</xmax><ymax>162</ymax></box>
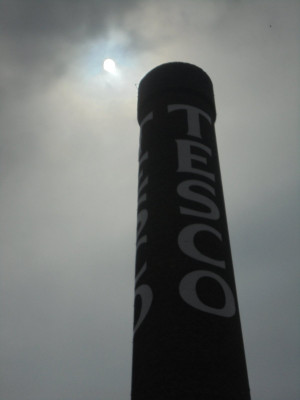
<box><xmin>103</xmin><ymin>58</ymin><xmax>117</xmax><ymax>74</ymax></box>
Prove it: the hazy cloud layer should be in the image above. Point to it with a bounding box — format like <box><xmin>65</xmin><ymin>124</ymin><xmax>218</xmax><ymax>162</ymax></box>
<box><xmin>0</xmin><ymin>0</ymin><xmax>146</xmax><ymax>94</ymax></box>
<box><xmin>0</xmin><ymin>1</ymin><xmax>299</xmax><ymax>399</ymax></box>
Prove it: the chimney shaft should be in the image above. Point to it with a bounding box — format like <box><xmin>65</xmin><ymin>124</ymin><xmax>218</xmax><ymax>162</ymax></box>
<box><xmin>131</xmin><ymin>62</ymin><xmax>250</xmax><ymax>400</ymax></box>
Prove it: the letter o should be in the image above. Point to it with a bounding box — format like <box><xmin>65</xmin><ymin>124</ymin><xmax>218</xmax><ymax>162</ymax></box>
<box><xmin>179</xmin><ymin>270</ymin><xmax>236</xmax><ymax>317</ymax></box>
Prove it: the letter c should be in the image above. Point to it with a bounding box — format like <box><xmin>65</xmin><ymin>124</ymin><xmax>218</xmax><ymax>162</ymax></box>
<box><xmin>178</xmin><ymin>224</ymin><xmax>225</xmax><ymax>268</ymax></box>
<box><xmin>134</xmin><ymin>284</ymin><xmax>153</xmax><ymax>334</ymax></box>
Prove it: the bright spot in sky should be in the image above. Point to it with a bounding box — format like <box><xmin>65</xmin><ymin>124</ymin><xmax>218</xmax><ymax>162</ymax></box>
<box><xmin>103</xmin><ymin>58</ymin><xmax>116</xmax><ymax>74</ymax></box>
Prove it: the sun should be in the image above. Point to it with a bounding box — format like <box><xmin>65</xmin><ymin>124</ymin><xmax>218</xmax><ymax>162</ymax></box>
<box><xmin>103</xmin><ymin>58</ymin><xmax>117</xmax><ymax>74</ymax></box>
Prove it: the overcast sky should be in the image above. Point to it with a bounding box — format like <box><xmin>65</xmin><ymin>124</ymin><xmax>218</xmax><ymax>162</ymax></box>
<box><xmin>0</xmin><ymin>1</ymin><xmax>299</xmax><ymax>399</ymax></box>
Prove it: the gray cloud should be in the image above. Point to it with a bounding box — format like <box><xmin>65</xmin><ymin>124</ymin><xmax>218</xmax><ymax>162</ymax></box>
<box><xmin>0</xmin><ymin>1</ymin><xmax>299</xmax><ymax>399</ymax></box>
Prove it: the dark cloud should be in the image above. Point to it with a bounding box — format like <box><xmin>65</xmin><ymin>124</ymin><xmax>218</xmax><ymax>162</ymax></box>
<box><xmin>0</xmin><ymin>0</ymin><xmax>142</xmax><ymax>37</ymax></box>
<box><xmin>0</xmin><ymin>0</ymin><xmax>144</xmax><ymax>92</ymax></box>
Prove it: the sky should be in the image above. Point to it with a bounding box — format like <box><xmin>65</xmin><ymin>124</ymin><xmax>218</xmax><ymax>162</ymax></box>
<box><xmin>0</xmin><ymin>0</ymin><xmax>299</xmax><ymax>399</ymax></box>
